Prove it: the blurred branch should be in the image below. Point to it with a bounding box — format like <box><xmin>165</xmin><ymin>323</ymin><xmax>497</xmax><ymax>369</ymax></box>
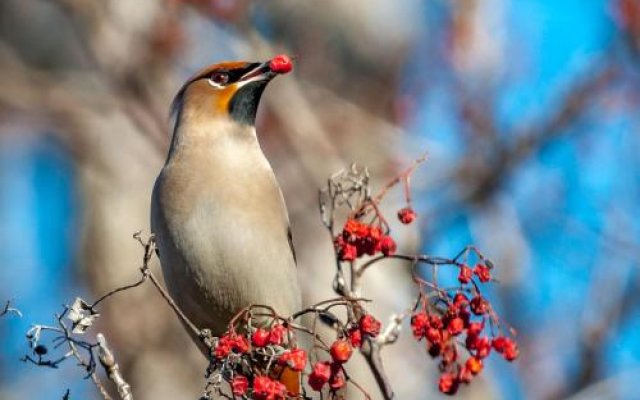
<box><xmin>563</xmin><ymin>368</ymin><xmax>640</xmax><ymax>400</ymax></box>
<box><xmin>446</xmin><ymin>61</ymin><xmax>619</xmax><ymax>210</ymax></box>
<box><xmin>1</xmin><ymin>299</ymin><xmax>22</xmax><ymax>318</ymax></box>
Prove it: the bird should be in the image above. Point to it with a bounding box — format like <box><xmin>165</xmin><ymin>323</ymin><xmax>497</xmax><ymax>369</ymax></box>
<box><xmin>150</xmin><ymin>55</ymin><xmax>301</xmax><ymax>355</ymax></box>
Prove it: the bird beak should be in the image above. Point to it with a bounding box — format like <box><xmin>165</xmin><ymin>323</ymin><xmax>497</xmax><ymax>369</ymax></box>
<box><xmin>238</xmin><ymin>62</ymin><xmax>276</xmax><ymax>84</ymax></box>
<box><xmin>238</xmin><ymin>55</ymin><xmax>293</xmax><ymax>85</ymax></box>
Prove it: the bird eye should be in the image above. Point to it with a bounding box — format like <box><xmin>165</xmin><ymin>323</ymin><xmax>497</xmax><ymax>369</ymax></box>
<box><xmin>209</xmin><ymin>72</ymin><xmax>229</xmax><ymax>86</ymax></box>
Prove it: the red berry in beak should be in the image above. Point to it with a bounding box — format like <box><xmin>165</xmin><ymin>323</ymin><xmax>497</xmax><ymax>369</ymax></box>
<box><xmin>269</xmin><ymin>54</ymin><xmax>293</xmax><ymax>74</ymax></box>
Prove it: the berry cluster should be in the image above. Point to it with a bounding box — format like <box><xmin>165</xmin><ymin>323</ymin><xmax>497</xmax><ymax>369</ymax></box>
<box><xmin>203</xmin><ymin>308</ymin><xmax>391</xmax><ymax>399</ymax></box>
<box><xmin>409</xmin><ymin>261</ymin><xmax>519</xmax><ymax>395</ymax></box>
<box><xmin>233</xmin><ymin>375</ymin><xmax>287</xmax><ymax>399</ymax></box>
<box><xmin>458</xmin><ymin>262</ymin><xmax>492</xmax><ymax>284</ymax></box>
<box><xmin>307</xmin><ymin>353</ymin><xmax>346</xmax><ymax>391</ymax></box>
<box><xmin>306</xmin><ymin>313</ymin><xmax>382</xmax><ymax>393</ymax></box>
<box><xmin>333</xmin><ymin>218</ymin><xmax>397</xmax><ymax>261</ymax></box>
<box><xmin>209</xmin><ymin>323</ymin><xmax>298</xmax><ymax>400</ymax></box>
<box><xmin>346</xmin><ymin>314</ymin><xmax>382</xmax><ymax>347</ymax></box>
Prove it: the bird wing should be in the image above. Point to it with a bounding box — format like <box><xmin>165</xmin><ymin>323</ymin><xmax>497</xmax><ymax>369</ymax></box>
<box><xmin>287</xmin><ymin>226</ymin><xmax>297</xmax><ymax>265</ymax></box>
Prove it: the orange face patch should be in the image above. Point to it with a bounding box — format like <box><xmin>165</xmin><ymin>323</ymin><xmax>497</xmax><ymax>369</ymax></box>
<box><xmin>212</xmin><ymin>83</ymin><xmax>239</xmax><ymax>114</ymax></box>
<box><xmin>178</xmin><ymin>60</ymin><xmax>265</xmax><ymax>119</ymax></box>
<box><xmin>188</xmin><ymin>62</ymin><xmax>256</xmax><ymax>115</ymax></box>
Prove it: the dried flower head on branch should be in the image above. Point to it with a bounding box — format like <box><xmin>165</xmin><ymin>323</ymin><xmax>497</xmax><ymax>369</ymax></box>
<box><xmin>21</xmin><ymin>157</ymin><xmax>518</xmax><ymax>400</ymax></box>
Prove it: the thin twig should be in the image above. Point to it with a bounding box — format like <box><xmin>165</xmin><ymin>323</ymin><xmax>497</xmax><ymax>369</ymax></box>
<box><xmin>356</xmin><ymin>254</ymin><xmax>455</xmax><ymax>278</ymax></box>
<box><xmin>371</xmin><ymin>153</ymin><xmax>427</xmax><ymax>206</ymax></box>
<box><xmin>1</xmin><ymin>299</ymin><xmax>22</xmax><ymax>318</ymax></box>
<box><xmin>97</xmin><ymin>333</ymin><xmax>133</xmax><ymax>400</ymax></box>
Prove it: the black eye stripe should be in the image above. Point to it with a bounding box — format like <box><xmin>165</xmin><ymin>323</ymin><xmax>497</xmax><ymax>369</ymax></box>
<box><xmin>214</xmin><ymin>63</ymin><xmax>261</xmax><ymax>83</ymax></box>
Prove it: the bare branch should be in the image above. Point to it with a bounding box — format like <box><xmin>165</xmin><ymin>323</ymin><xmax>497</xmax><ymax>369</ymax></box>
<box><xmin>1</xmin><ymin>299</ymin><xmax>22</xmax><ymax>318</ymax></box>
<box><xmin>97</xmin><ymin>333</ymin><xmax>133</xmax><ymax>400</ymax></box>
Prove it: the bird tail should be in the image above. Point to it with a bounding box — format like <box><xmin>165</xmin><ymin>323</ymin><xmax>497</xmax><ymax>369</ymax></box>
<box><xmin>280</xmin><ymin>367</ymin><xmax>301</xmax><ymax>396</ymax></box>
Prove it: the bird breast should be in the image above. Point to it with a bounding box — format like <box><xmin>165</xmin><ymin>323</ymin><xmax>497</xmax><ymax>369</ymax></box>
<box><xmin>151</xmin><ymin>134</ymin><xmax>301</xmax><ymax>336</ymax></box>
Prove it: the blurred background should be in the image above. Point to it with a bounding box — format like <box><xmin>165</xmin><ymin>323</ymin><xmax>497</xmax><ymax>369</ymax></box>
<box><xmin>1</xmin><ymin>0</ymin><xmax>640</xmax><ymax>399</ymax></box>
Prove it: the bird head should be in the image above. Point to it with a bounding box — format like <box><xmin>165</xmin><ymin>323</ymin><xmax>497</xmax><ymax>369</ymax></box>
<box><xmin>172</xmin><ymin>54</ymin><xmax>294</xmax><ymax>126</ymax></box>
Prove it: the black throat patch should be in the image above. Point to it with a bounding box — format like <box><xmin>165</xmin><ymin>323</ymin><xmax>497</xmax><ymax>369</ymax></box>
<box><xmin>228</xmin><ymin>81</ymin><xmax>268</xmax><ymax>126</ymax></box>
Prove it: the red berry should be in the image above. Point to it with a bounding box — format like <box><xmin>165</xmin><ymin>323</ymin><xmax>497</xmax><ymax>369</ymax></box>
<box><xmin>368</xmin><ymin>225</ymin><xmax>382</xmax><ymax>241</ymax></box>
<box><xmin>338</xmin><ymin>242</ymin><xmax>358</xmax><ymax>261</ymax></box>
<box><xmin>441</xmin><ymin>344</ymin><xmax>458</xmax><ymax>364</ymax></box>
<box><xmin>447</xmin><ymin>317</ymin><xmax>465</xmax><ymax>336</ymax></box>
<box><xmin>425</xmin><ymin>327</ymin><xmax>442</xmax><ymax>344</ymax></box>
<box><xmin>252</xmin><ymin>376</ymin><xmax>269</xmax><ymax>395</ymax></box>
<box><xmin>214</xmin><ymin>335</ymin><xmax>233</xmax><ymax>359</ymax></box>
<box><xmin>458</xmin><ymin>307</ymin><xmax>471</xmax><ymax>325</ymax></box>
<box><xmin>214</xmin><ymin>344</ymin><xmax>230</xmax><ymax>359</ymax></box>
<box><xmin>474</xmin><ymin>264</ymin><xmax>492</xmax><ymax>283</ymax></box>
<box><xmin>232</xmin><ymin>335</ymin><xmax>250</xmax><ymax>353</ymax></box>
<box><xmin>379</xmin><ymin>235</ymin><xmax>397</xmax><ymax>256</ymax></box>
<box><xmin>347</xmin><ymin>327</ymin><xmax>362</xmax><ymax>348</ymax></box>
<box><xmin>343</xmin><ymin>219</ymin><xmax>367</xmax><ymax>241</ymax></box>
<box><xmin>470</xmin><ymin>296</ymin><xmax>489</xmax><ymax>315</ymax></box>
<box><xmin>492</xmin><ymin>336</ymin><xmax>508</xmax><ymax>353</ymax></box>
<box><xmin>466</xmin><ymin>357</ymin><xmax>483</xmax><ymax>374</ymax></box>
<box><xmin>253</xmin><ymin>376</ymin><xmax>286</xmax><ymax>400</ymax></box>
<box><xmin>438</xmin><ymin>372</ymin><xmax>459</xmax><ymax>395</ymax></box>
<box><xmin>359</xmin><ymin>314</ymin><xmax>381</xmax><ymax>337</ymax></box>
<box><xmin>397</xmin><ymin>207</ymin><xmax>417</xmax><ymax>224</ymax></box>
<box><xmin>252</xmin><ymin>328</ymin><xmax>270</xmax><ymax>347</ymax></box>
<box><xmin>474</xmin><ymin>336</ymin><xmax>492</xmax><ymax>359</ymax></box>
<box><xmin>458</xmin><ymin>367</ymin><xmax>473</xmax><ymax>384</ymax></box>
<box><xmin>466</xmin><ymin>321</ymin><xmax>483</xmax><ymax>337</ymax></box>
<box><xmin>333</xmin><ymin>235</ymin><xmax>345</xmax><ymax>250</ymax></box>
<box><xmin>465</xmin><ymin>335</ymin><xmax>477</xmax><ymax>350</ymax></box>
<box><xmin>411</xmin><ymin>312</ymin><xmax>429</xmax><ymax>339</ymax></box>
<box><xmin>453</xmin><ymin>293</ymin><xmax>469</xmax><ymax>309</ymax></box>
<box><xmin>362</xmin><ymin>225</ymin><xmax>382</xmax><ymax>255</ymax></box>
<box><xmin>330</xmin><ymin>339</ymin><xmax>352</xmax><ymax>363</ymax></box>
<box><xmin>269</xmin><ymin>54</ymin><xmax>293</xmax><ymax>74</ymax></box>
<box><xmin>268</xmin><ymin>324</ymin><xmax>287</xmax><ymax>345</ymax></box>
<box><xmin>308</xmin><ymin>362</ymin><xmax>331</xmax><ymax>391</ymax></box>
<box><xmin>503</xmin><ymin>339</ymin><xmax>519</xmax><ymax>361</ymax></box>
<box><xmin>458</xmin><ymin>265</ymin><xmax>473</xmax><ymax>284</ymax></box>
<box><xmin>329</xmin><ymin>367</ymin><xmax>346</xmax><ymax>390</ymax></box>
<box><xmin>308</xmin><ymin>375</ymin><xmax>325</xmax><ymax>392</ymax></box>
<box><xmin>278</xmin><ymin>348</ymin><xmax>307</xmax><ymax>371</ymax></box>
<box><xmin>231</xmin><ymin>375</ymin><xmax>249</xmax><ymax>396</ymax></box>
<box><xmin>428</xmin><ymin>314</ymin><xmax>443</xmax><ymax>329</ymax></box>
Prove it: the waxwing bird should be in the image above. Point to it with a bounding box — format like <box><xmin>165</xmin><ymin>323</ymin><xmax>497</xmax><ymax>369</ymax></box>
<box><xmin>151</xmin><ymin>55</ymin><xmax>301</xmax><ymax>347</ymax></box>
